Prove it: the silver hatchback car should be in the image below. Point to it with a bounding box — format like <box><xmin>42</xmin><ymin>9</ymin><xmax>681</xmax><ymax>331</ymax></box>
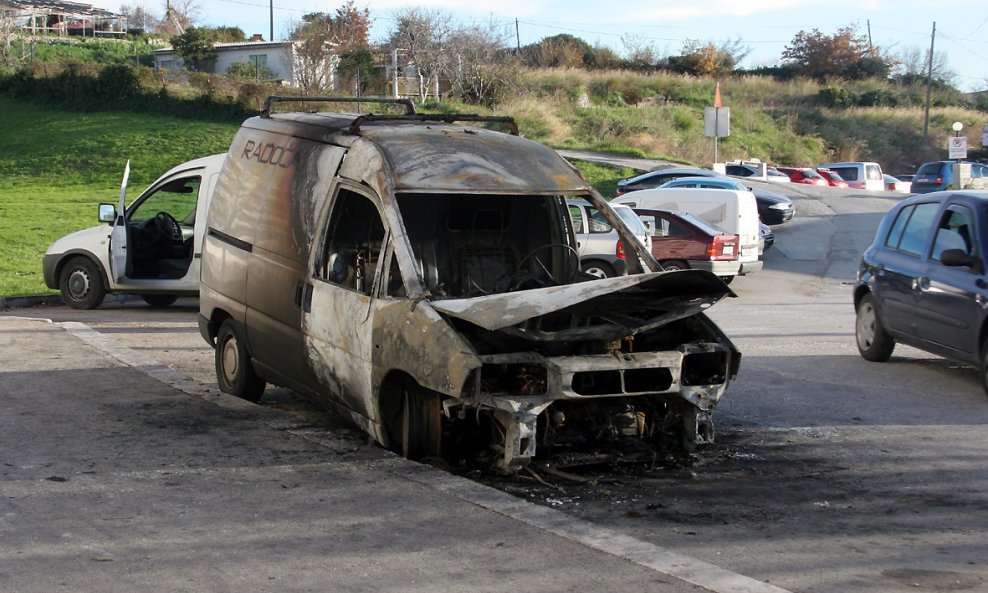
<box><xmin>568</xmin><ymin>199</ymin><xmax>650</xmax><ymax>278</ymax></box>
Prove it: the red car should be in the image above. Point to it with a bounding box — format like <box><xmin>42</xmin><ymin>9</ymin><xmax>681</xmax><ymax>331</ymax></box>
<box><xmin>776</xmin><ymin>167</ymin><xmax>830</xmax><ymax>186</ymax></box>
<box><xmin>815</xmin><ymin>167</ymin><xmax>849</xmax><ymax>188</ymax></box>
<box><xmin>633</xmin><ymin>208</ymin><xmax>740</xmax><ymax>281</ymax></box>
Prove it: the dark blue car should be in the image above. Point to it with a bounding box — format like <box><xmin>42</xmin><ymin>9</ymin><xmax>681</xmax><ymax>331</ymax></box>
<box><xmin>854</xmin><ymin>191</ymin><xmax>988</xmax><ymax>393</ymax></box>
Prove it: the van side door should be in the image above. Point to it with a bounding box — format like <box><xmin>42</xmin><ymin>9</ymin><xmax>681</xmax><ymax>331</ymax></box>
<box><xmin>304</xmin><ymin>187</ymin><xmax>389</xmax><ymax>417</ymax></box>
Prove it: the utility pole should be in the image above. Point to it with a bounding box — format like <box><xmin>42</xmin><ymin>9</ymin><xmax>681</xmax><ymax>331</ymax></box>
<box><xmin>515</xmin><ymin>18</ymin><xmax>520</xmax><ymax>52</ymax></box>
<box><xmin>269</xmin><ymin>0</ymin><xmax>273</xmax><ymax>41</ymax></box>
<box><xmin>923</xmin><ymin>22</ymin><xmax>936</xmax><ymax>138</ymax></box>
<box><xmin>866</xmin><ymin>19</ymin><xmax>872</xmax><ymax>49</ymax></box>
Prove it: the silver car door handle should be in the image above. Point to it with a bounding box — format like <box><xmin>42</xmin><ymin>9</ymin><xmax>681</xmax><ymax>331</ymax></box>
<box><xmin>912</xmin><ymin>276</ymin><xmax>930</xmax><ymax>291</ymax></box>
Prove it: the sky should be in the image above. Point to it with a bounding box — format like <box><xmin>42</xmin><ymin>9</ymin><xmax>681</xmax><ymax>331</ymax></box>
<box><xmin>98</xmin><ymin>0</ymin><xmax>988</xmax><ymax>91</ymax></box>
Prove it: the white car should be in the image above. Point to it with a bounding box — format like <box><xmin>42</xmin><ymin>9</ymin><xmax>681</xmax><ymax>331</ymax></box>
<box><xmin>43</xmin><ymin>154</ymin><xmax>225</xmax><ymax>309</ymax></box>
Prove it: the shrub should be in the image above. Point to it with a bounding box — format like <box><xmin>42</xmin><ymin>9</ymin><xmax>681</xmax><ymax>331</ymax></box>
<box><xmin>818</xmin><ymin>84</ymin><xmax>850</xmax><ymax>108</ymax></box>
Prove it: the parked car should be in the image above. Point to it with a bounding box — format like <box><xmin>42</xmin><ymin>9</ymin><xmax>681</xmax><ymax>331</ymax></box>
<box><xmin>883</xmin><ymin>174</ymin><xmax>912</xmax><ymax>193</ymax></box>
<box><xmin>617</xmin><ymin>167</ymin><xmax>794</xmax><ymax>225</ymax></box>
<box><xmin>776</xmin><ymin>167</ymin><xmax>830</xmax><ymax>187</ymax></box>
<box><xmin>633</xmin><ymin>208</ymin><xmax>740</xmax><ymax>281</ymax></box>
<box><xmin>815</xmin><ymin>167</ymin><xmax>849</xmax><ymax>188</ymax></box>
<box><xmin>567</xmin><ymin>199</ymin><xmax>650</xmax><ymax>278</ymax></box>
<box><xmin>854</xmin><ymin>190</ymin><xmax>988</xmax><ymax>393</ymax></box>
<box><xmin>910</xmin><ymin>161</ymin><xmax>988</xmax><ymax>194</ymax></box>
<box><xmin>817</xmin><ymin>161</ymin><xmax>884</xmax><ymax>191</ymax></box>
<box><xmin>760</xmin><ymin>223</ymin><xmax>774</xmax><ymax>252</ymax></box>
<box><xmin>613</xmin><ymin>188</ymin><xmax>762</xmax><ymax>278</ymax></box>
<box><xmin>726</xmin><ymin>163</ymin><xmax>791</xmax><ymax>183</ymax></box>
<box><xmin>43</xmin><ymin>154</ymin><xmax>226</xmax><ymax>309</ymax></box>
<box><xmin>199</xmin><ymin>96</ymin><xmax>740</xmax><ymax>470</ymax></box>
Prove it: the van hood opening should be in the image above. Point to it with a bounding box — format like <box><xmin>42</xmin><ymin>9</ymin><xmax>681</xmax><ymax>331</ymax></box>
<box><xmin>430</xmin><ymin>270</ymin><xmax>733</xmax><ymax>341</ymax></box>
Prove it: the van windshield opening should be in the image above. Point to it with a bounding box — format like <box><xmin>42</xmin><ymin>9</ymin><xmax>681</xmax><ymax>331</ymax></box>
<box><xmin>396</xmin><ymin>193</ymin><xmax>579</xmax><ymax>298</ymax></box>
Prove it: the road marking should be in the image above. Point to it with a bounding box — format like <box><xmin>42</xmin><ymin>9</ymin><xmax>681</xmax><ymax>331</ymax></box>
<box><xmin>58</xmin><ymin>318</ymin><xmax>794</xmax><ymax>593</ymax></box>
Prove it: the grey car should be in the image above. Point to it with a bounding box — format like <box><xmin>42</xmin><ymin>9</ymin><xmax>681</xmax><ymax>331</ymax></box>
<box><xmin>567</xmin><ymin>199</ymin><xmax>650</xmax><ymax>278</ymax></box>
<box><xmin>854</xmin><ymin>190</ymin><xmax>988</xmax><ymax>393</ymax></box>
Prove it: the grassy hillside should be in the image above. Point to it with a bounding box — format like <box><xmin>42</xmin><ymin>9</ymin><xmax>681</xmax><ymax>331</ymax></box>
<box><xmin>497</xmin><ymin>69</ymin><xmax>987</xmax><ymax>173</ymax></box>
<box><xmin>0</xmin><ymin>98</ymin><xmax>238</xmax><ymax>296</ymax></box>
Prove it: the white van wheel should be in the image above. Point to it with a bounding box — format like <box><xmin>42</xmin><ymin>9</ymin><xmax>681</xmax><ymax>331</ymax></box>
<box><xmin>215</xmin><ymin>320</ymin><xmax>265</xmax><ymax>402</ymax></box>
<box><xmin>59</xmin><ymin>257</ymin><xmax>106</xmax><ymax>310</ymax></box>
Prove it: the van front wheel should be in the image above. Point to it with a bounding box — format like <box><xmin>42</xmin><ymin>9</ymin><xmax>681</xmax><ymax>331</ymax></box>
<box><xmin>215</xmin><ymin>319</ymin><xmax>265</xmax><ymax>402</ymax></box>
<box><xmin>59</xmin><ymin>257</ymin><xmax>106</xmax><ymax>310</ymax></box>
<box><xmin>399</xmin><ymin>385</ymin><xmax>444</xmax><ymax>461</ymax></box>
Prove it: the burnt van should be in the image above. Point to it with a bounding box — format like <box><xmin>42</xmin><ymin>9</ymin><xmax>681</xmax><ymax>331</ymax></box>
<box><xmin>198</xmin><ymin>96</ymin><xmax>741</xmax><ymax>470</ymax></box>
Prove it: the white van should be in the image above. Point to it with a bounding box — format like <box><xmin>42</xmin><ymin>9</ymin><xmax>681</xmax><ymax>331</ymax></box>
<box><xmin>818</xmin><ymin>161</ymin><xmax>884</xmax><ymax>191</ymax></box>
<box><xmin>612</xmin><ymin>188</ymin><xmax>763</xmax><ymax>277</ymax></box>
<box><xmin>43</xmin><ymin>154</ymin><xmax>225</xmax><ymax>309</ymax></box>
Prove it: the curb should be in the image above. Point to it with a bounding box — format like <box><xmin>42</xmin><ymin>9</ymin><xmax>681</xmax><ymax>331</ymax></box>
<box><xmin>0</xmin><ymin>293</ymin><xmax>136</xmax><ymax>310</ymax></box>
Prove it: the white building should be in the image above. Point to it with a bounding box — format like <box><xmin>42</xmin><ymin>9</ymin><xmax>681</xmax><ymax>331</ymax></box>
<box><xmin>152</xmin><ymin>40</ymin><xmax>335</xmax><ymax>88</ymax></box>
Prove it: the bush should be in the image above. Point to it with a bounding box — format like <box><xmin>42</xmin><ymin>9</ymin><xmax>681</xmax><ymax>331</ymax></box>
<box><xmin>818</xmin><ymin>85</ymin><xmax>850</xmax><ymax>108</ymax></box>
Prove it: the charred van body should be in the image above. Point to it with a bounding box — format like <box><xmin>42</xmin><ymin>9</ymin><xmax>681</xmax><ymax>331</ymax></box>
<box><xmin>198</xmin><ymin>97</ymin><xmax>740</xmax><ymax>470</ymax></box>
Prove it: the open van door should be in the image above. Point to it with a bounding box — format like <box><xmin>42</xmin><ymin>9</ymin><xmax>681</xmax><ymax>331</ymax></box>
<box><xmin>109</xmin><ymin>161</ymin><xmax>130</xmax><ymax>283</ymax></box>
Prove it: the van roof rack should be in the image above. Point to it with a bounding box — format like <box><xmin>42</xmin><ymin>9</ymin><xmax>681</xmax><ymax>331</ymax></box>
<box><xmin>261</xmin><ymin>96</ymin><xmax>417</xmax><ymax>118</ymax></box>
<box><xmin>347</xmin><ymin>114</ymin><xmax>519</xmax><ymax>136</ymax></box>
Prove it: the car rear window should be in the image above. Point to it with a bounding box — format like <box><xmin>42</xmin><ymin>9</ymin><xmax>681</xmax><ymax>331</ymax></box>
<box><xmin>915</xmin><ymin>163</ymin><xmax>943</xmax><ymax>176</ymax></box>
<box><xmin>885</xmin><ymin>202</ymin><xmax>939</xmax><ymax>256</ymax></box>
<box><xmin>830</xmin><ymin>167</ymin><xmax>857</xmax><ymax>181</ymax></box>
<box><xmin>865</xmin><ymin>165</ymin><xmax>883</xmax><ymax>181</ymax></box>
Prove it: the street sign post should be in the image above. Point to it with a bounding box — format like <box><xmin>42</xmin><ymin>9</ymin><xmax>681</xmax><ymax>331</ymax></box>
<box><xmin>948</xmin><ymin>136</ymin><xmax>968</xmax><ymax>160</ymax></box>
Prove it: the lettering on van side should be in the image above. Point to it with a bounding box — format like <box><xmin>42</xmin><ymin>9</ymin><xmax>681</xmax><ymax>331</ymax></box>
<box><xmin>241</xmin><ymin>139</ymin><xmax>299</xmax><ymax>169</ymax></box>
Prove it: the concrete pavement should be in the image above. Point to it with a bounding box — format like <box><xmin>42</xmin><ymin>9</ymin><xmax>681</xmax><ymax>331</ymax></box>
<box><xmin>0</xmin><ymin>315</ymin><xmax>791</xmax><ymax>593</ymax></box>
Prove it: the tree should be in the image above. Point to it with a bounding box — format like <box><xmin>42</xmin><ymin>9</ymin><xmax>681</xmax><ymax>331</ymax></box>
<box><xmin>666</xmin><ymin>38</ymin><xmax>749</xmax><ymax>77</ymax></box>
<box><xmin>386</xmin><ymin>7</ymin><xmax>454</xmax><ymax>91</ymax></box>
<box><xmin>892</xmin><ymin>45</ymin><xmax>955</xmax><ymax>87</ymax></box>
<box><xmin>1</xmin><ymin>9</ymin><xmax>15</xmax><ymax>68</ymax></box>
<box><xmin>118</xmin><ymin>2</ymin><xmax>160</xmax><ymax>33</ymax></box>
<box><xmin>171</xmin><ymin>26</ymin><xmax>215</xmax><ymax>72</ymax></box>
<box><xmin>288</xmin><ymin>1</ymin><xmax>371</xmax><ymax>93</ymax></box>
<box><xmin>157</xmin><ymin>0</ymin><xmax>198</xmax><ymax>37</ymax></box>
<box><xmin>782</xmin><ymin>25</ymin><xmax>891</xmax><ymax>81</ymax></box>
<box><xmin>520</xmin><ymin>34</ymin><xmax>592</xmax><ymax>69</ymax></box>
<box><xmin>385</xmin><ymin>10</ymin><xmax>518</xmax><ymax>104</ymax></box>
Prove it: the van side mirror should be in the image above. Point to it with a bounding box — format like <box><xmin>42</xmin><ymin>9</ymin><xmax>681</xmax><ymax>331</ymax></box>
<box><xmin>940</xmin><ymin>248</ymin><xmax>977</xmax><ymax>269</ymax></box>
<box><xmin>98</xmin><ymin>203</ymin><xmax>116</xmax><ymax>223</ymax></box>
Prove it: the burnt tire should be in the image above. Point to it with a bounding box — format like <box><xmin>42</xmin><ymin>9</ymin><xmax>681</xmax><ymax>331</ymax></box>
<box><xmin>399</xmin><ymin>384</ymin><xmax>444</xmax><ymax>461</ymax></box>
<box><xmin>855</xmin><ymin>293</ymin><xmax>895</xmax><ymax>362</ymax></box>
<box><xmin>215</xmin><ymin>319</ymin><xmax>265</xmax><ymax>402</ymax></box>
<box><xmin>142</xmin><ymin>294</ymin><xmax>179</xmax><ymax>307</ymax></box>
<box><xmin>58</xmin><ymin>256</ymin><xmax>106</xmax><ymax>310</ymax></box>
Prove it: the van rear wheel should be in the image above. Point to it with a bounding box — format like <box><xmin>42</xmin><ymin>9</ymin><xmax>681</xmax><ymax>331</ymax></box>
<box><xmin>215</xmin><ymin>319</ymin><xmax>265</xmax><ymax>402</ymax></box>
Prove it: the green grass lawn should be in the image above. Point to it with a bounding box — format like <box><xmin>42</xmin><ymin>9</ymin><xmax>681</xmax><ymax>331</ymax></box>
<box><xmin>0</xmin><ymin>98</ymin><xmax>239</xmax><ymax>297</ymax></box>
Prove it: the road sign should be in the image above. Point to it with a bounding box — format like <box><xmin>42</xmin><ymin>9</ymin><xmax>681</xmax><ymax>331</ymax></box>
<box><xmin>704</xmin><ymin>107</ymin><xmax>729</xmax><ymax>138</ymax></box>
<box><xmin>949</xmin><ymin>136</ymin><xmax>968</xmax><ymax>159</ymax></box>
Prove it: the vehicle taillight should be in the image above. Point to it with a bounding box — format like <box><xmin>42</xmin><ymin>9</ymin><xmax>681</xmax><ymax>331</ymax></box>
<box><xmin>708</xmin><ymin>235</ymin><xmax>739</xmax><ymax>261</ymax></box>
<box><xmin>935</xmin><ymin>176</ymin><xmax>943</xmax><ymax>184</ymax></box>
<box><xmin>616</xmin><ymin>240</ymin><xmax>626</xmax><ymax>259</ymax></box>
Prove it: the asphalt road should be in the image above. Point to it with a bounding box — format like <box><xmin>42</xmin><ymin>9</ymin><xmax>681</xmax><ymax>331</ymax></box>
<box><xmin>4</xmin><ymin>180</ymin><xmax>988</xmax><ymax>593</ymax></box>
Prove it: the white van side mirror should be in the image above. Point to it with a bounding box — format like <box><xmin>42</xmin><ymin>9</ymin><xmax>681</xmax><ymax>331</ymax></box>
<box><xmin>98</xmin><ymin>203</ymin><xmax>116</xmax><ymax>223</ymax></box>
